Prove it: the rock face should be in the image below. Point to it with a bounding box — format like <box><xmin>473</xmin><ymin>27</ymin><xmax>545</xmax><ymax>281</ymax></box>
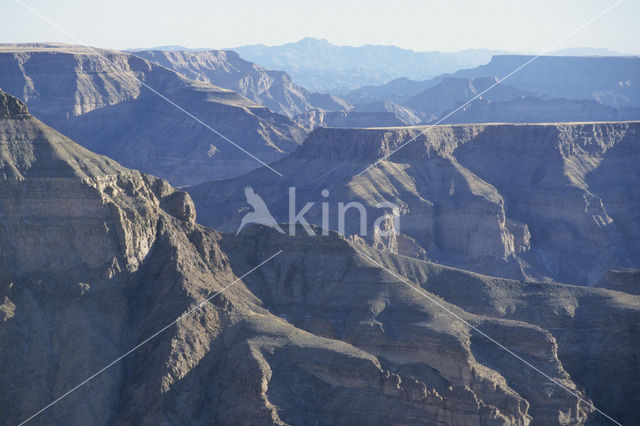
<box><xmin>132</xmin><ymin>49</ymin><xmax>350</xmax><ymax>117</ymax></box>
<box><xmin>2</xmin><ymin>89</ymin><xmax>638</xmax><ymax>425</ymax></box>
<box><xmin>188</xmin><ymin>121</ymin><xmax>640</xmax><ymax>285</ymax></box>
<box><xmin>597</xmin><ymin>268</ymin><xmax>640</xmax><ymax>295</ymax></box>
<box><xmin>0</xmin><ymin>90</ymin><xmax>29</xmax><ymax>118</ymax></box>
<box><xmin>0</xmin><ymin>43</ymin><xmax>306</xmax><ymax>185</ymax></box>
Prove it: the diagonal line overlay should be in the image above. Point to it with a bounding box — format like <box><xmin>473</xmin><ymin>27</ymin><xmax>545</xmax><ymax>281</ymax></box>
<box><xmin>356</xmin><ymin>249</ymin><xmax>622</xmax><ymax>425</ymax></box>
<box><xmin>17</xmin><ymin>250</ymin><xmax>284</xmax><ymax>425</ymax></box>
<box><xmin>357</xmin><ymin>0</ymin><xmax>625</xmax><ymax>176</ymax></box>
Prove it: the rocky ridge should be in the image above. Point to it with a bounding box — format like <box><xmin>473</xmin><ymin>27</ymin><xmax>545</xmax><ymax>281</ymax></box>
<box><xmin>0</xmin><ymin>43</ymin><xmax>306</xmax><ymax>185</ymax></box>
<box><xmin>132</xmin><ymin>49</ymin><xmax>350</xmax><ymax>118</ymax></box>
<box><xmin>231</xmin><ymin>38</ymin><xmax>503</xmax><ymax>93</ymax></box>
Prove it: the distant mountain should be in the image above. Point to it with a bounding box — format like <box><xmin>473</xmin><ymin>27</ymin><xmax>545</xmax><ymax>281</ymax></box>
<box><xmin>452</xmin><ymin>55</ymin><xmax>640</xmax><ymax>108</ymax></box>
<box><xmin>344</xmin><ymin>77</ymin><xmax>443</xmax><ymax>105</ymax></box>
<box><xmin>133</xmin><ymin>49</ymin><xmax>350</xmax><ymax>117</ymax></box>
<box><xmin>0</xmin><ymin>43</ymin><xmax>306</xmax><ymax>185</ymax></box>
<box><xmin>404</xmin><ymin>77</ymin><xmax>535</xmax><ymax>121</ymax></box>
<box><xmin>342</xmin><ymin>55</ymin><xmax>640</xmax><ymax>124</ymax></box>
<box><xmin>351</xmin><ymin>101</ymin><xmax>423</xmax><ymax>125</ymax></box>
<box><xmin>231</xmin><ymin>37</ymin><xmax>506</xmax><ymax>93</ymax></box>
<box><xmin>438</xmin><ymin>96</ymin><xmax>640</xmax><ymax>124</ymax></box>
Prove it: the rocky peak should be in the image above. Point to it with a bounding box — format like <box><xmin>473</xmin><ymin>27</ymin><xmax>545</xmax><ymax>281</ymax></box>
<box><xmin>0</xmin><ymin>89</ymin><xmax>29</xmax><ymax>119</ymax></box>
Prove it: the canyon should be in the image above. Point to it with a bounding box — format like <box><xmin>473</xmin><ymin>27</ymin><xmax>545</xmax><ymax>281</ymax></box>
<box><xmin>1</xmin><ymin>90</ymin><xmax>638</xmax><ymax>425</ymax></box>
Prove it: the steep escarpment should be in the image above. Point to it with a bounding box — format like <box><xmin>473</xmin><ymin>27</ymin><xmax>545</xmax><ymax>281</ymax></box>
<box><xmin>188</xmin><ymin>121</ymin><xmax>640</xmax><ymax>285</ymax></box>
<box><xmin>1</xmin><ymin>91</ymin><xmax>466</xmax><ymax>424</ymax></box>
<box><xmin>133</xmin><ymin>49</ymin><xmax>350</xmax><ymax>117</ymax></box>
<box><xmin>0</xmin><ymin>43</ymin><xmax>306</xmax><ymax>185</ymax></box>
<box><xmin>3</xmin><ymin>90</ymin><xmax>636</xmax><ymax>425</ymax></box>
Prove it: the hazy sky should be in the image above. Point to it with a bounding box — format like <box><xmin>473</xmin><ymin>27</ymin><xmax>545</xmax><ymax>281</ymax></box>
<box><xmin>2</xmin><ymin>0</ymin><xmax>639</xmax><ymax>54</ymax></box>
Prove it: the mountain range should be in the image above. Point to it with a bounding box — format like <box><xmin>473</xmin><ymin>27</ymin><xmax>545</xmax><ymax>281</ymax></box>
<box><xmin>231</xmin><ymin>37</ymin><xmax>507</xmax><ymax>93</ymax></box>
<box><xmin>1</xmin><ymin>89</ymin><xmax>639</xmax><ymax>425</ymax></box>
<box><xmin>342</xmin><ymin>55</ymin><xmax>640</xmax><ymax>125</ymax></box>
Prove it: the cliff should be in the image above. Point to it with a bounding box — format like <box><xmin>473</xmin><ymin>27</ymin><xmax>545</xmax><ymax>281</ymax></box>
<box><xmin>0</xmin><ymin>43</ymin><xmax>306</xmax><ymax>185</ymax></box>
<box><xmin>188</xmin><ymin>121</ymin><xmax>640</xmax><ymax>285</ymax></box>
<box><xmin>438</xmin><ymin>96</ymin><xmax>640</xmax><ymax>124</ymax></box>
<box><xmin>132</xmin><ymin>49</ymin><xmax>350</xmax><ymax>117</ymax></box>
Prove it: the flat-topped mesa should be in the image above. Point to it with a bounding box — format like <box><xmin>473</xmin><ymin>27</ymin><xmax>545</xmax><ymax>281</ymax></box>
<box><xmin>0</xmin><ymin>89</ymin><xmax>29</xmax><ymax>119</ymax></box>
<box><xmin>293</xmin><ymin>124</ymin><xmax>485</xmax><ymax>162</ymax></box>
<box><xmin>293</xmin><ymin>121</ymin><xmax>639</xmax><ymax>163</ymax></box>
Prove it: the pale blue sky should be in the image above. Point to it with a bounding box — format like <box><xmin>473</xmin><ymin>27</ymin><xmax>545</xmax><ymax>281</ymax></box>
<box><xmin>2</xmin><ymin>0</ymin><xmax>639</xmax><ymax>54</ymax></box>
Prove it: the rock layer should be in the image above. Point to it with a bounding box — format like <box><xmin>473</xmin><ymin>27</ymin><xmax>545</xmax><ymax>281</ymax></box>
<box><xmin>133</xmin><ymin>49</ymin><xmax>350</xmax><ymax>118</ymax></box>
<box><xmin>188</xmin><ymin>121</ymin><xmax>640</xmax><ymax>285</ymax></box>
<box><xmin>0</xmin><ymin>43</ymin><xmax>306</xmax><ymax>185</ymax></box>
<box><xmin>2</xmin><ymin>90</ymin><xmax>637</xmax><ymax>425</ymax></box>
